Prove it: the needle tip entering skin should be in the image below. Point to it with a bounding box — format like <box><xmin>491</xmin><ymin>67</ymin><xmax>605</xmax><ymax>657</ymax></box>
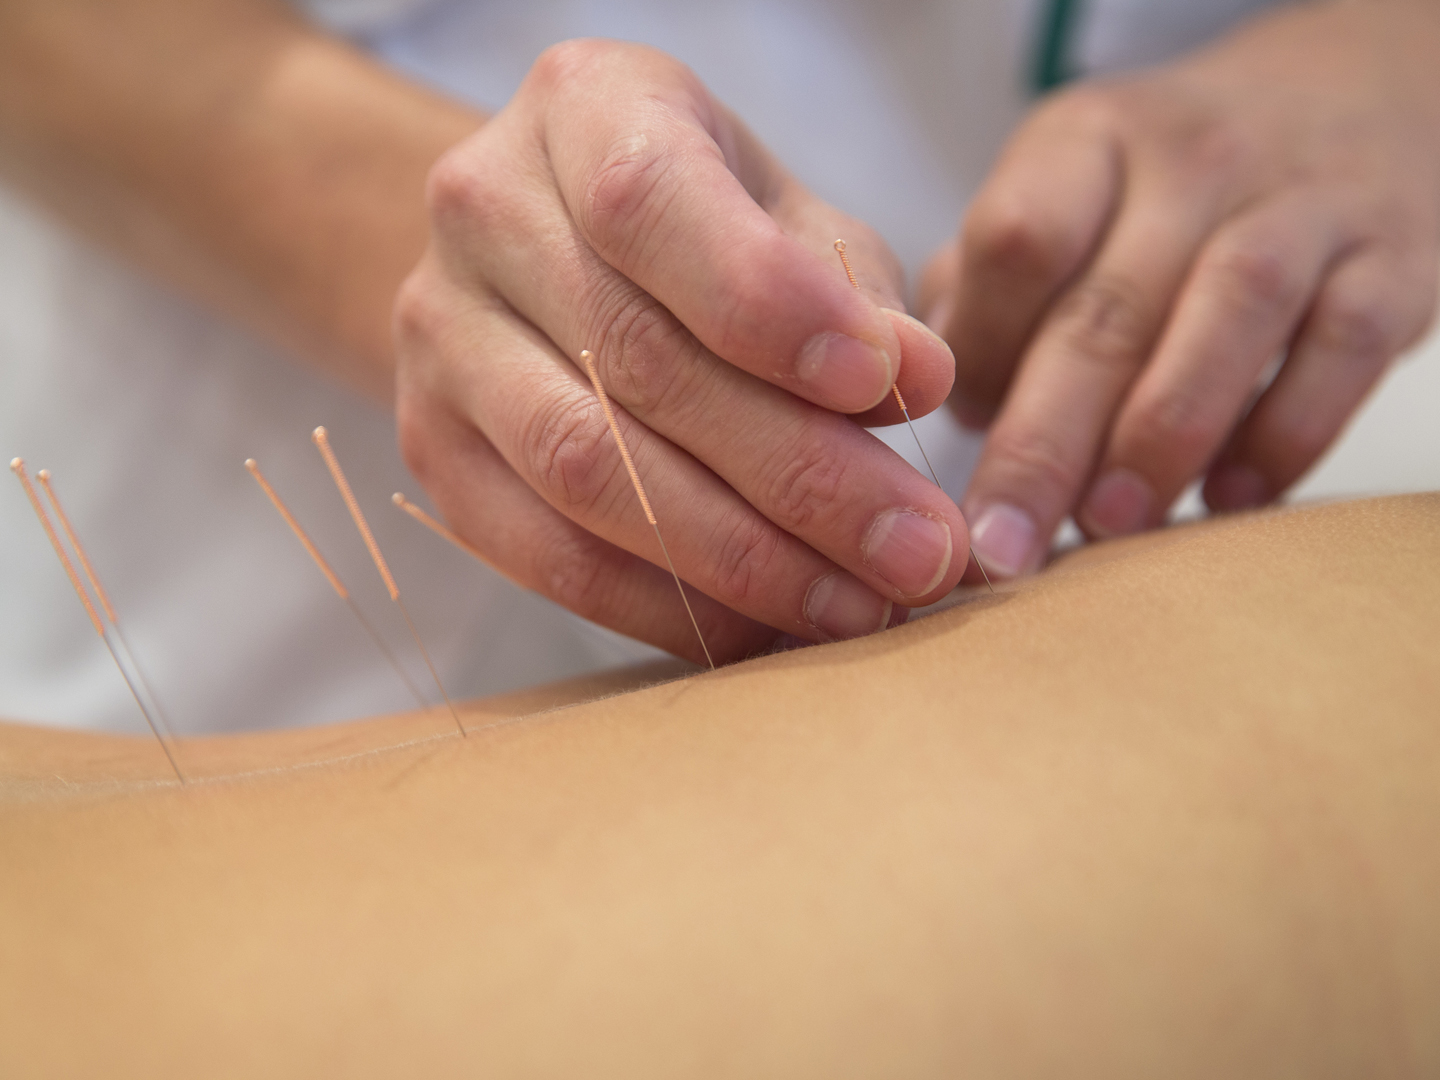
<box><xmin>579</xmin><ymin>348</ymin><xmax>714</xmax><ymax>670</ymax></box>
<box><xmin>972</xmin><ymin>552</ymin><xmax>997</xmax><ymax>594</ymax></box>
<box><xmin>832</xmin><ymin>239</ymin><xmax>995</xmax><ymax>595</ymax></box>
<box><xmin>311</xmin><ymin>428</ymin><xmax>464</xmax><ymax>736</ymax></box>
<box><xmin>13</xmin><ymin>457</ymin><xmax>184</xmax><ymax>782</ymax></box>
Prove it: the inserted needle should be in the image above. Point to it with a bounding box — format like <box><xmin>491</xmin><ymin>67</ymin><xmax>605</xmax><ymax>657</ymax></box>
<box><xmin>311</xmin><ymin>427</ymin><xmax>466</xmax><ymax>736</ymax></box>
<box><xmin>391</xmin><ymin>493</ymin><xmax>491</xmax><ymax>567</ymax></box>
<box><xmin>35</xmin><ymin>467</ymin><xmax>180</xmax><ymax>744</ymax></box>
<box><xmin>580</xmin><ymin>349</ymin><xmax>715</xmax><ymax>670</ymax></box>
<box><xmin>834</xmin><ymin>239</ymin><xmax>995</xmax><ymax>594</ymax></box>
<box><xmin>245</xmin><ymin>458</ymin><xmax>428</xmax><ymax>711</ymax></box>
<box><xmin>11</xmin><ymin>458</ymin><xmax>184</xmax><ymax>783</ymax></box>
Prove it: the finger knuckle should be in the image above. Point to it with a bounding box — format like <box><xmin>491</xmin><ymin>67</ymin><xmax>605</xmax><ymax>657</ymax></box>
<box><xmin>1205</xmin><ymin>239</ymin><xmax>1301</xmax><ymax>312</ymax></box>
<box><xmin>391</xmin><ymin>266</ymin><xmax>469</xmax><ymax>407</ymax></box>
<box><xmin>1312</xmin><ymin>289</ymin><xmax>1400</xmax><ymax>363</ymax></box>
<box><xmin>580</xmin><ymin>130</ymin><xmax>682</xmax><ymax>266</ymax></box>
<box><xmin>534</xmin><ymin>39</ymin><xmax>689</xmax><ymax>98</ymax></box>
<box><xmin>391</xmin><ymin>268</ymin><xmax>447</xmax><ymax>355</ymax></box>
<box><xmin>525</xmin><ymin>393</ymin><xmax>628</xmax><ymax>520</ymax></box>
<box><xmin>528</xmin><ymin>38</ymin><xmax>607</xmax><ymax>92</ymax></box>
<box><xmin>589</xmin><ymin>288</ymin><xmax>703</xmax><ymax>414</ymax></box>
<box><xmin>760</xmin><ymin>431</ymin><xmax>851</xmax><ymax>533</ymax></box>
<box><xmin>425</xmin><ymin>143</ymin><xmax>491</xmax><ymax>232</ymax></box>
<box><xmin>1125</xmin><ymin>393</ymin><xmax>1216</xmax><ymax>470</ymax></box>
<box><xmin>1055</xmin><ymin>274</ymin><xmax>1154</xmax><ymax>374</ymax></box>
<box><xmin>983</xmin><ymin>425</ymin><xmax>1084</xmax><ymax>507</ymax></box>
<box><xmin>1102</xmin><ymin>81</ymin><xmax>1247</xmax><ymax>179</ymax></box>
<box><xmin>425</xmin><ymin>147</ymin><xmax>523</xmax><ymax>267</ymax></box>
<box><xmin>708</xmin><ymin>510</ymin><xmax>782</xmax><ymax>611</ymax></box>
<box><xmin>1167</xmin><ymin>119</ymin><xmax>1248</xmax><ymax>181</ymax></box>
<box><xmin>1041</xmin><ymin>83</ymin><xmax>1121</xmax><ymax>135</ymax></box>
<box><xmin>964</xmin><ymin>196</ymin><xmax>1084</xmax><ymax>284</ymax></box>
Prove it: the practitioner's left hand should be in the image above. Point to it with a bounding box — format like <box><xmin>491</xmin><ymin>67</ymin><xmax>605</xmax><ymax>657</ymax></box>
<box><xmin>920</xmin><ymin>0</ymin><xmax>1440</xmax><ymax>579</ymax></box>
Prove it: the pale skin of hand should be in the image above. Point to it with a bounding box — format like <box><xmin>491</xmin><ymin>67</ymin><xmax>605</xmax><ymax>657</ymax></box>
<box><xmin>0</xmin><ymin>5</ymin><xmax>965</xmax><ymax>665</ymax></box>
<box><xmin>393</xmin><ymin>40</ymin><xmax>966</xmax><ymax>663</ymax></box>
<box><xmin>920</xmin><ymin>0</ymin><xmax>1440</xmax><ymax>580</ymax></box>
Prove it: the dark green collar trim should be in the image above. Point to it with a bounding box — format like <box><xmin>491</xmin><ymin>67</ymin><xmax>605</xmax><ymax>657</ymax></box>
<box><xmin>1031</xmin><ymin>0</ymin><xmax>1085</xmax><ymax>94</ymax></box>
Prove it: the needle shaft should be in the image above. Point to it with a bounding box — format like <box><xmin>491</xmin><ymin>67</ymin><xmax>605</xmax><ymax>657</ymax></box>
<box><xmin>246</xmin><ymin>458</ymin><xmax>429</xmax><ymax>711</ymax></box>
<box><xmin>651</xmin><ymin>520</ymin><xmax>714</xmax><ymax>670</ymax></box>
<box><xmin>834</xmin><ymin>240</ymin><xmax>995</xmax><ymax>594</ymax></box>
<box><xmin>11</xmin><ymin>458</ymin><xmax>183</xmax><ymax>782</ymax></box>
<box><xmin>37</xmin><ymin>469</ymin><xmax>181</xmax><ymax>742</ymax></box>
<box><xmin>310</xmin><ymin>431</ymin><xmax>466</xmax><ymax>736</ymax></box>
<box><xmin>580</xmin><ymin>350</ymin><xmax>715</xmax><ymax>670</ymax></box>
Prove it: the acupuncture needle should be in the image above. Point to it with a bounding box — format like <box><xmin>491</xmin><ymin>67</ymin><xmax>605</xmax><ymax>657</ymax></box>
<box><xmin>35</xmin><ymin>467</ymin><xmax>180</xmax><ymax>744</ymax></box>
<box><xmin>310</xmin><ymin>427</ymin><xmax>466</xmax><ymax>737</ymax></box>
<box><xmin>11</xmin><ymin>458</ymin><xmax>185</xmax><ymax>783</ymax></box>
<box><xmin>244</xmin><ymin>458</ymin><xmax>429</xmax><ymax>711</ymax></box>
<box><xmin>833</xmin><ymin>239</ymin><xmax>996</xmax><ymax>594</ymax></box>
<box><xmin>580</xmin><ymin>349</ymin><xmax>715</xmax><ymax>670</ymax></box>
<box><xmin>390</xmin><ymin>493</ymin><xmax>489</xmax><ymax>562</ymax></box>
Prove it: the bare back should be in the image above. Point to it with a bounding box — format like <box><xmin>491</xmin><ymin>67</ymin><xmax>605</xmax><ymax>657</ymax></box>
<box><xmin>3</xmin><ymin>494</ymin><xmax>1438</xmax><ymax>1078</ymax></box>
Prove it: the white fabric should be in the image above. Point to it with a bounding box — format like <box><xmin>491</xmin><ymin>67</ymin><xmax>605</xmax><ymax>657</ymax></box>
<box><xmin>0</xmin><ymin>194</ymin><xmax>636</xmax><ymax>734</ymax></box>
<box><xmin>4</xmin><ymin>0</ymin><xmax>1436</xmax><ymax>734</ymax></box>
<box><xmin>1073</xmin><ymin>0</ymin><xmax>1282</xmax><ymax>73</ymax></box>
<box><xmin>293</xmin><ymin>0</ymin><xmax>433</xmax><ymax>32</ymax></box>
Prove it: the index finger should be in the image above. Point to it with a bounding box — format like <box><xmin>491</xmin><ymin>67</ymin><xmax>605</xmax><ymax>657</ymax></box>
<box><xmin>938</xmin><ymin>97</ymin><xmax>1120</xmax><ymax>427</ymax></box>
<box><xmin>534</xmin><ymin>40</ymin><xmax>902</xmax><ymax>415</ymax></box>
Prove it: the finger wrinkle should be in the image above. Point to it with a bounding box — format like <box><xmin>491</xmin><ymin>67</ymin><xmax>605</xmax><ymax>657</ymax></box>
<box><xmin>591</xmin><ymin>291</ymin><xmax>707</xmax><ymax>415</ymax></box>
<box><xmin>524</xmin><ymin>390</ymin><xmax>634</xmax><ymax>522</ymax></box>
<box><xmin>708</xmin><ymin>510</ymin><xmax>786</xmax><ymax>615</ymax></box>
<box><xmin>1054</xmin><ymin>274</ymin><xmax>1157</xmax><ymax>374</ymax></box>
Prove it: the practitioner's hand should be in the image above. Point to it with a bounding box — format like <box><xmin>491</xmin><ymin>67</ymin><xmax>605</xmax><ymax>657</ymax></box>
<box><xmin>921</xmin><ymin>0</ymin><xmax>1440</xmax><ymax>579</ymax></box>
<box><xmin>394</xmin><ymin>39</ymin><xmax>963</xmax><ymax>663</ymax></box>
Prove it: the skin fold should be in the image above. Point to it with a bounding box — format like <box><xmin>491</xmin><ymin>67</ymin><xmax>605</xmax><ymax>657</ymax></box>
<box><xmin>3</xmin><ymin>493</ymin><xmax>1437</xmax><ymax>1078</ymax></box>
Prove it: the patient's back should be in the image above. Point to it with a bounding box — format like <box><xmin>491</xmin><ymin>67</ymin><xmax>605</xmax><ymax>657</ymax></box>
<box><xmin>2</xmin><ymin>494</ymin><xmax>1438</xmax><ymax>1079</ymax></box>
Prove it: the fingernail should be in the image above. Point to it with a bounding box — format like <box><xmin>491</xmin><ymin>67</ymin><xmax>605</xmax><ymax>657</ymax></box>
<box><xmin>804</xmin><ymin>571</ymin><xmax>893</xmax><ymax>642</ymax></box>
<box><xmin>861</xmin><ymin>508</ymin><xmax>953</xmax><ymax>599</ymax></box>
<box><xmin>1081</xmin><ymin>468</ymin><xmax>1154</xmax><ymax>537</ymax></box>
<box><xmin>797</xmin><ymin>332</ymin><xmax>894</xmax><ymax>412</ymax></box>
<box><xmin>1206</xmin><ymin>464</ymin><xmax>1268</xmax><ymax>511</ymax></box>
<box><xmin>883</xmin><ymin>307</ymin><xmax>954</xmax><ymax>358</ymax></box>
<box><xmin>969</xmin><ymin>503</ymin><xmax>1037</xmax><ymax>578</ymax></box>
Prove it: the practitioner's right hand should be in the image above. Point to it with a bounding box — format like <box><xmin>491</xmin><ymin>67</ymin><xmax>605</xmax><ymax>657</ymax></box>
<box><xmin>393</xmin><ymin>39</ymin><xmax>966</xmax><ymax>664</ymax></box>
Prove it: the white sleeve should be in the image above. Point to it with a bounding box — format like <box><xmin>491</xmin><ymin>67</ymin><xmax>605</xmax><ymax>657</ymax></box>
<box><xmin>286</xmin><ymin>0</ymin><xmax>440</xmax><ymax>35</ymax></box>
